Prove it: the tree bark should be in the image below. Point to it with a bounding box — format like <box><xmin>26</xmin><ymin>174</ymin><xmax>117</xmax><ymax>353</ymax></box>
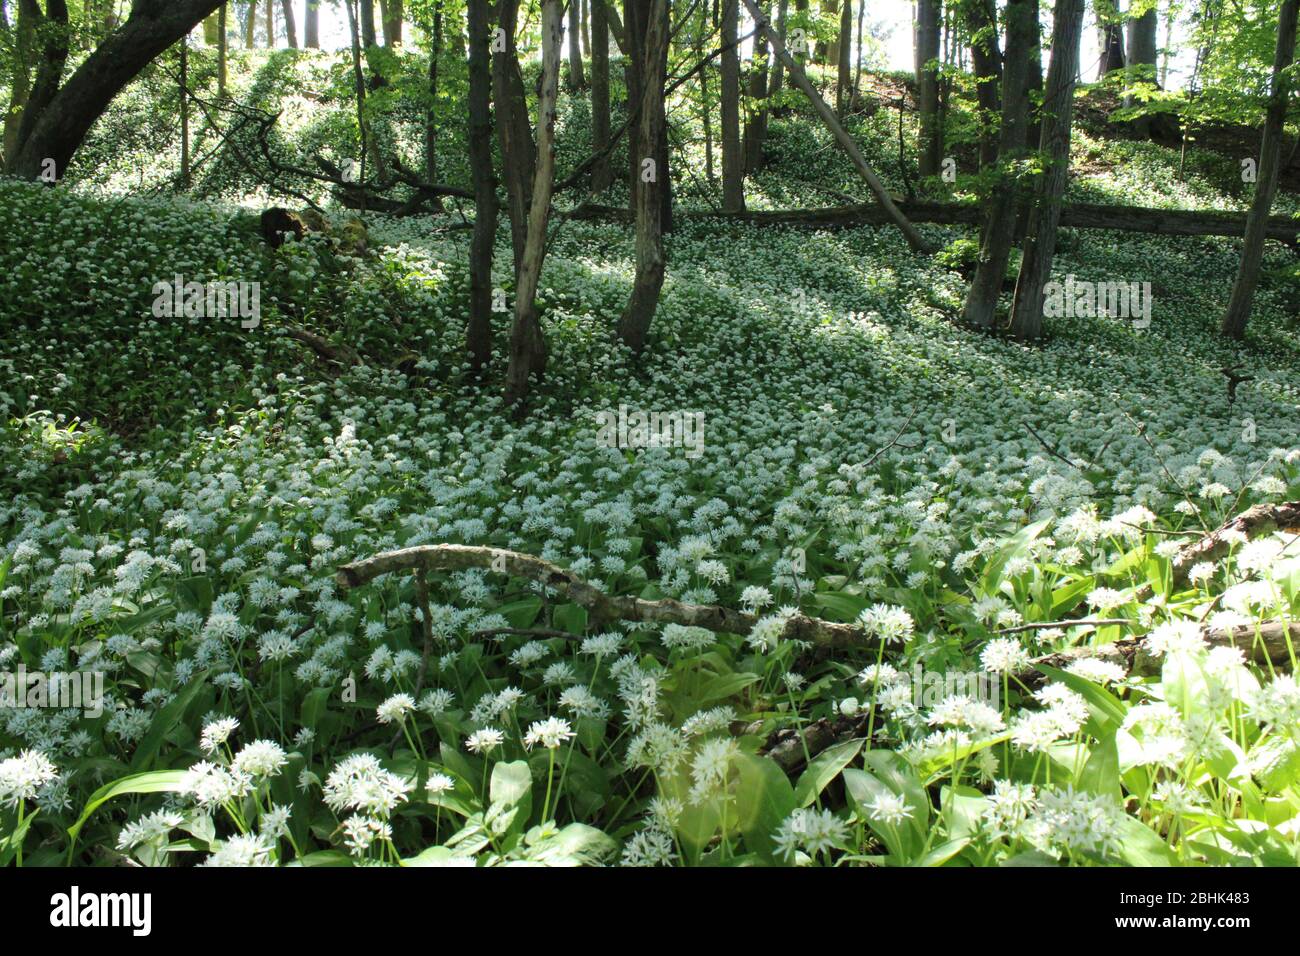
<box><xmin>494</xmin><ymin>0</ymin><xmax>537</xmax><ymax>275</ymax></box>
<box><xmin>742</xmin><ymin>0</ymin><xmax>932</xmax><ymax>251</ymax></box>
<box><xmin>424</xmin><ymin>3</ymin><xmax>441</xmax><ymax>205</ymax></box>
<box><xmin>567</xmin><ymin>0</ymin><xmax>586</xmax><ymax>90</ymax></box>
<box><xmin>617</xmin><ymin>0</ymin><xmax>670</xmax><ymax>354</ymax></box>
<box><xmin>916</xmin><ymin>0</ymin><xmax>943</xmax><ymax>176</ymax></box>
<box><xmin>281</xmin><ymin>0</ymin><xmax>297</xmax><ymax>47</ymax></box>
<box><xmin>265</xmin><ymin>0</ymin><xmax>273</xmax><ymax>47</ymax></box>
<box><xmin>1221</xmin><ymin>0</ymin><xmax>1298</xmax><ymax>338</ymax></box>
<box><xmin>504</xmin><ymin>0</ymin><xmax>563</xmax><ymax>407</ymax></box>
<box><xmin>744</xmin><ymin>0</ymin><xmax>771</xmax><ymax>173</ymax></box>
<box><xmin>1124</xmin><ymin>6</ymin><xmax>1158</xmax><ymax>131</ymax></box>
<box><xmin>305</xmin><ymin>0</ymin><xmax>320</xmax><ymax>47</ymax></box>
<box><xmin>590</xmin><ymin>0</ymin><xmax>613</xmax><ymax>191</ymax></box>
<box><xmin>2</xmin><ymin>0</ymin><xmax>35</xmax><ymax>166</ymax></box>
<box><xmin>960</xmin><ymin>0</ymin><xmax>1036</xmax><ymax>328</ymax></box>
<box><xmin>466</xmin><ymin>0</ymin><xmax>497</xmax><ymax>371</ymax></box>
<box><xmin>1009</xmin><ymin>0</ymin><xmax>1084</xmax><ymax>340</ymax></box>
<box><xmin>835</xmin><ymin>0</ymin><xmax>853</xmax><ymax>115</ymax></box>
<box><xmin>382</xmin><ymin>0</ymin><xmax>403</xmax><ymax>44</ymax></box>
<box><xmin>965</xmin><ymin>0</ymin><xmax>1002</xmax><ymax>169</ymax></box>
<box><xmin>244</xmin><ymin>0</ymin><xmax>256</xmax><ymax>47</ymax></box>
<box><xmin>1097</xmin><ymin>0</ymin><xmax>1125</xmax><ymax>74</ymax></box>
<box><xmin>770</xmin><ymin>0</ymin><xmax>788</xmax><ymax>96</ymax></box>
<box><xmin>360</xmin><ymin>0</ymin><xmax>377</xmax><ymax>47</ymax></box>
<box><xmin>720</xmin><ymin>0</ymin><xmax>745</xmax><ymax>211</ymax></box>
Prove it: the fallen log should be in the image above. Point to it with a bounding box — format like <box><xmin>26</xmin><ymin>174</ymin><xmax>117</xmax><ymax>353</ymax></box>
<box><xmin>337</xmin><ymin>544</ymin><xmax>866</xmax><ymax>649</ymax></box>
<box><xmin>569</xmin><ymin>199</ymin><xmax>1300</xmax><ymax>242</ymax></box>
<box><xmin>1171</xmin><ymin>500</ymin><xmax>1300</xmax><ymax>584</ymax></box>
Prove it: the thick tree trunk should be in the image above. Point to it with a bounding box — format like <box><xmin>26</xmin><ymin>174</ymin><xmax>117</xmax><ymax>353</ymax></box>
<box><xmin>965</xmin><ymin>0</ymin><xmax>1002</xmax><ymax>169</ymax></box>
<box><xmin>567</xmin><ymin>0</ymin><xmax>586</xmax><ymax>90</ymax></box>
<box><xmin>822</xmin><ymin>0</ymin><xmax>840</xmax><ymax>66</ymax></box>
<box><xmin>505</xmin><ymin>0</ymin><xmax>563</xmax><ymax>407</ymax></box>
<box><xmin>916</xmin><ymin>0</ymin><xmax>943</xmax><ymax>176</ymax></box>
<box><xmin>1025</xmin><ymin>0</ymin><xmax>1043</xmax><ymax>155</ymax></box>
<box><xmin>281</xmin><ymin>0</ymin><xmax>297</xmax><ymax>47</ymax></box>
<box><xmin>590</xmin><ymin>0</ymin><xmax>612</xmax><ymax>191</ymax></box>
<box><xmin>1097</xmin><ymin>0</ymin><xmax>1125</xmax><ymax>74</ymax></box>
<box><xmin>1221</xmin><ymin>0</ymin><xmax>1298</xmax><ymax>338</ymax></box>
<box><xmin>1009</xmin><ymin>0</ymin><xmax>1085</xmax><ymax>340</ymax></box>
<box><xmin>960</xmin><ymin>0</ymin><xmax>1036</xmax><ymax>328</ymax></box>
<box><xmin>1124</xmin><ymin>6</ymin><xmax>1158</xmax><ymax>128</ymax></box>
<box><xmin>624</xmin><ymin>0</ymin><xmax>642</xmax><ymax>211</ymax></box>
<box><xmin>12</xmin><ymin>0</ymin><xmax>69</xmax><ymax>171</ymax></box>
<box><xmin>494</xmin><ymin>0</ymin><xmax>537</xmax><ymax>274</ymax></box>
<box><xmin>720</xmin><ymin>0</ymin><xmax>746</xmax><ymax>211</ymax></box>
<box><xmin>360</xmin><ymin>0</ymin><xmax>377</xmax><ymax>47</ymax></box>
<box><xmin>466</xmin><ymin>0</ymin><xmax>497</xmax><ymax>371</ymax></box>
<box><xmin>742</xmin><ymin>0</ymin><xmax>932</xmax><ymax>251</ymax></box>
<box><xmin>382</xmin><ymin>0</ymin><xmax>402</xmax><ymax>44</ymax></box>
<box><xmin>744</xmin><ymin>1</ymin><xmax>771</xmax><ymax>173</ymax></box>
<box><xmin>617</xmin><ymin>0</ymin><xmax>671</xmax><ymax>354</ymax></box>
<box><xmin>835</xmin><ymin>0</ymin><xmax>853</xmax><ymax>115</ymax></box>
<box><xmin>305</xmin><ymin>0</ymin><xmax>320</xmax><ymax>47</ymax></box>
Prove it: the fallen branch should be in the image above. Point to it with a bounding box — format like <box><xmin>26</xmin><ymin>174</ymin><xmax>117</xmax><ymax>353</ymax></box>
<box><xmin>1171</xmin><ymin>501</ymin><xmax>1300</xmax><ymax>584</ymax></box>
<box><xmin>282</xmin><ymin>325</ymin><xmax>361</xmax><ymax>367</ymax></box>
<box><xmin>337</xmin><ymin>544</ymin><xmax>866</xmax><ymax>649</ymax></box>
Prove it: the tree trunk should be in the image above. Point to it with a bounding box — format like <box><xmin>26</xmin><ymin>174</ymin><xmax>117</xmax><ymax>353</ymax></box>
<box><xmin>1097</xmin><ymin>0</ymin><xmax>1125</xmax><ymax>74</ymax></box>
<box><xmin>10</xmin><ymin>0</ymin><xmax>224</xmax><ymax>181</ymax></box>
<box><xmin>770</xmin><ymin>0</ymin><xmax>788</xmax><ymax>95</ymax></box>
<box><xmin>505</xmin><ymin>0</ymin><xmax>563</xmax><ymax>407</ymax></box>
<box><xmin>965</xmin><ymin>0</ymin><xmax>1001</xmax><ymax>169</ymax></box>
<box><xmin>720</xmin><ymin>0</ymin><xmax>745</xmax><ymax>211</ymax></box>
<box><xmin>836</xmin><ymin>0</ymin><xmax>852</xmax><ymax>115</ymax></box>
<box><xmin>1026</xmin><ymin>0</ymin><xmax>1043</xmax><ymax>154</ymax></box>
<box><xmin>466</xmin><ymin>0</ymin><xmax>497</xmax><ymax>371</ymax></box>
<box><xmin>244</xmin><ymin>0</ymin><xmax>256</xmax><ymax>47</ymax></box>
<box><xmin>494</xmin><ymin>0</ymin><xmax>537</xmax><ymax>274</ymax></box>
<box><xmin>590</xmin><ymin>0</ymin><xmax>613</xmax><ymax>191</ymax></box>
<box><xmin>382</xmin><ymin>0</ymin><xmax>402</xmax><ymax>44</ymax></box>
<box><xmin>360</xmin><ymin>0</ymin><xmax>377</xmax><ymax>47</ymax></box>
<box><xmin>742</xmin><ymin>0</ymin><xmax>932</xmax><ymax>251</ymax></box>
<box><xmin>823</xmin><ymin>0</ymin><xmax>840</xmax><ymax>66</ymax></box>
<box><xmin>960</xmin><ymin>0</ymin><xmax>1036</xmax><ymax>328</ymax></box>
<box><xmin>617</xmin><ymin>0</ymin><xmax>671</xmax><ymax>354</ymax></box>
<box><xmin>11</xmin><ymin>0</ymin><xmax>70</xmax><ymax>175</ymax></box>
<box><xmin>305</xmin><ymin>0</ymin><xmax>320</xmax><ymax>47</ymax></box>
<box><xmin>1009</xmin><ymin>0</ymin><xmax>1084</xmax><ymax>339</ymax></box>
<box><xmin>265</xmin><ymin>0</ymin><xmax>273</xmax><ymax>47</ymax></box>
<box><xmin>281</xmin><ymin>0</ymin><xmax>297</xmax><ymax>47</ymax></box>
<box><xmin>179</xmin><ymin>36</ymin><xmax>190</xmax><ymax>188</ymax></box>
<box><xmin>424</xmin><ymin>3</ymin><xmax>441</xmax><ymax>203</ymax></box>
<box><xmin>916</xmin><ymin>0</ymin><xmax>943</xmax><ymax>176</ymax></box>
<box><xmin>581</xmin><ymin>0</ymin><xmax>591</xmax><ymax>54</ymax></box>
<box><xmin>2</xmin><ymin>0</ymin><xmax>35</xmax><ymax>166</ymax></box>
<box><xmin>624</xmin><ymin>0</ymin><xmax>642</xmax><ymax>210</ymax></box>
<box><xmin>1124</xmin><ymin>5</ymin><xmax>1158</xmax><ymax>130</ymax></box>
<box><xmin>217</xmin><ymin>3</ymin><xmax>228</xmax><ymax>94</ymax></box>
<box><xmin>744</xmin><ymin>0</ymin><xmax>771</xmax><ymax>173</ymax></box>
<box><xmin>567</xmin><ymin>0</ymin><xmax>586</xmax><ymax>90</ymax></box>
<box><xmin>1221</xmin><ymin>0</ymin><xmax>1298</xmax><ymax>338</ymax></box>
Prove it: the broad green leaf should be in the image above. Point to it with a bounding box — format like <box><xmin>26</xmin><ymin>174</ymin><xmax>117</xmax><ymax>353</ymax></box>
<box><xmin>793</xmin><ymin>738</ymin><xmax>864</xmax><ymax>807</ymax></box>
<box><xmin>69</xmin><ymin>769</ymin><xmax>189</xmax><ymax>841</ymax></box>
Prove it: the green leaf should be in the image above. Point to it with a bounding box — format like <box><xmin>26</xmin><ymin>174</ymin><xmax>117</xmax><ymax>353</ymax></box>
<box><xmin>552</xmin><ymin>603</ymin><xmax>587</xmax><ymax>636</ymax></box>
<box><xmin>1035</xmin><ymin>664</ymin><xmax>1127</xmax><ymax>734</ymax></box>
<box><xmin>489</xmin><ymin>760</ymin><xmax>533</xmax><ymax>810</ymax></box>
<box><xmin>733</xmin><ymin>753</ymin><xmax>797</xmax><ymax>861</ymax></box>
<box><xmin>793</xmin><ymin>738</ymin><xmax>864</xmax><ymax>807</ymax></box>
<box><xmin>130</xmin><ymin>671</ymin><xmax>210</xmax><ymax>771</ymax></box>
<box><xmin>68</xmin><ymin>769</ymin><xmax>189</xmax><ymax>842</ymax></box>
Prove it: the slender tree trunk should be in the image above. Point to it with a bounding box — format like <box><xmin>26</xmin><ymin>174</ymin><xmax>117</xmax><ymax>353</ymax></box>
<box><xmin>567</xmin><ymin>0</ymin><xmax>586</xmax><ymax>90</ymax></box>
<box><xmin>836</xmin><ymin>0</ymin><xmax>853</xmax><ymax>115</ymax></box>
<box><xmin>581</xmin><ymin>0</ymin><xmax>590</xmax><ymax>54</ymax></box>
<box><xmin>11</xmin><ymin>0</ymin><xmax>224</xmax><ymax>180</ymax></box>
<box><xmin>590</xmin><ymin>0</ymin><xmax>612</xmax><ymax>191</ymax></box>
<box><xmin>466</xmin><ymin>0</ymin><xmax>497</xmax><ymax>371</ymax></box>
<box><xmin>281</xmin><ymin>0</ymin><xmax>297</xmax><ymax>47</ymax></box>
<box><xmin>494</xmin><ymin>0</ymin><xmax>536</xmax><ymax>275</ymax></box>
<box><xmin>960</xmin><ymin>0</ymin><xmax>1036</xmax><ymax>328</ymax></box>
<box><xmin>852</xmin><ymin>0</ymin><xmax>864</xmax><ymax>106</ymax></box>
<box><xmin>218</xmin><ymin>3</ymin><xmax>228</xmax><ymax>94</ymax></box>
<box><xmin>505</xmin><ymin>0</ymin><xmax>563</xmax><ymax>407</ymax></box>
<box><xmin>702</xmin><ymin>2</ymin><xmax>716</xmax><ymax>185</ymax></box>
<box><xmin>3</xmin><ymin>0</ymin><xmax>35</xmax><ymax>166</ymax></box>
<box><xmin>720</xmin><ymin>0</ymin><xmax>745</xmax><ymax>211</ymax></box>
<box><xmin>305</xmin><ymin>0</ymin><xmax>320</xmax><ymax>47</ymax></box>
<box><xmin>743</xmin><ymin>0</ymin><xmax>932</xmax><ymax>250</ymax></box>
<box><xmin>624</xmin><ymin>0</ymin><xmax>641</xmax><ymax>210</ymax></box>
<box><xmin>618</xmin><ymin>0</ymin><xmax>670</xmax><ymax>354</ymax></box>
<box><xmin>244</xmin><ymin>0</ymin><xmax>256</xmax><ymax>47</ymax></box>
<box><xmin>1009</xmin><ymin>0</ymin><xmax>1084</xmax><ymax>339</ymax></box>
<box><xmin>265</xmin><ymin>0</ymin><xmax>273</xmax><ymax>47</ymax></box>
<box><xmin>179</xmin><ymin>36</ymin><xmax>190</xmax><ymax>187</ymax></box>
<box><xmin>360</xmin><ymin>0</ymin><xmax>377</xmax><ymax>47</ymax></box>
<box><xmin>744</xmin><ymin>1</ymin><xmax>771</xmax><ymax>173</ymax></box>
<box><xmin>966</xmin><ymin>0</ymin><xmax>1001</xmax><ymax>169</ymax></box>
<box><xmin>916</xmin><ymin>0</ymin><xmax>943</xmax><ymax>175</ymax></box>
<box><xmin>823</xmin><ymin>0</ymin><xmax>840</xmax><ymax>66</ymax></box>
<box><xmin>1221</xmin><ymin>0</ymin><xmax>1298</xmax><ymax>338</ymax></box>
<box><xmin>424</xmin><ymin>3</ymin><xmax>441</xmax><ymax>204</ymax></box>
<box><xmin>770</xmin><ymin>0</ymin><xmax>788</xmax><ymax>95</ymax></box>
